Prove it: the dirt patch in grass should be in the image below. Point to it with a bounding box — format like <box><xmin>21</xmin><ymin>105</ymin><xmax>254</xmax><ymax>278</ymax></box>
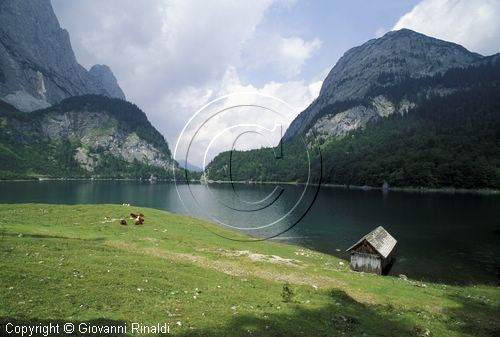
<box><xmin>222</xmin><ymin>249</ymin><xmax>303</xmax><ymax>266</ymax></box>
<box><xmin>106</xmin><ymin>240</ymin><xmax>355</xmax><ymax>297</ymax></box>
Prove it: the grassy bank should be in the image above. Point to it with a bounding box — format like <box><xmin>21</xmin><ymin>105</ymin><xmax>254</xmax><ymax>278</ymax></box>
<box><xmin>0</xmin><ymin>204</ymin><xmax>498</xmax><ymax>336</ymax></box>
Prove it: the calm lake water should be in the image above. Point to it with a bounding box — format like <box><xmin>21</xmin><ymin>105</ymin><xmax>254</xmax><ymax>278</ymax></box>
<box><xmin>1</xmin><ymin>180</ymin><xmax>499</xmax><ymax>285</ymax></box>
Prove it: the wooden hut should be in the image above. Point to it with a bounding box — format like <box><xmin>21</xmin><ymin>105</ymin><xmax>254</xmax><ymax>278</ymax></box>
<box><xmin>346</xmin><ymin>226</ymin><xmax>397</xmax><ymax>274</ymax></box>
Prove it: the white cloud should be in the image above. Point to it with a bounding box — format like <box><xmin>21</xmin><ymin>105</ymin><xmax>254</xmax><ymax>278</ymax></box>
<box><xmin>52</xmin><ymin>0</ymin><xmax>322</xmax><ymax>165</ymax></box>
<box><xmin>243</xmin><ymin>34</ymin><xmax>322</xmax><ymax>77</ymax></box>
<box><xmin>394</xmin><ymin>0</ymin><xmax>500</xmax><ymax>55</ymax></box>
<box><xmin>374</xmin><ymin>27</ymin><xmax>386</xmax><ymax>38</ymax></box>
<box><xmin>216</xmin><ymin>66</ymin><xmax>321</xmax><ymax>112</ymax></box>
<box><xmin>171</xmin><ymin>66</ymin><xmax>322</xmax><ymax>167</ymax></box>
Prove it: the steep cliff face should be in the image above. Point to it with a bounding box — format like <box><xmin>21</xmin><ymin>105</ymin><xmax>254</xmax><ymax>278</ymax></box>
<box><xmin>0</xmin><ymin>96</ymin><xmax>172</xmax><ymax>178</ymax></box>
<box><xmin>0</xmin><ymin>0</ymin><xmax>125</xmax><ymax>112</ymax></box>
<box><xmin>89</xmin><ymin>65</ymin><xmax>126</xmax><ymax>100</ymax></box>
<box><xmin>39</xmin><ymin>110</ymin><xmax>169</xmax><ymax>172</ymax></box>
<box><xmin>284</xmin><ymin>29</ymin><xmax>483</xmax><ymax>141</ymax></box>
<box><xmin>307</xmin><ymin>96</ymin><xmax>416</xmax><ymax>139</ymax></box>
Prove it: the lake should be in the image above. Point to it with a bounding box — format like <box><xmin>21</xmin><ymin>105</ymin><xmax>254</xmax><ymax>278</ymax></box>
<box><xmin>1</xmin><ymin>180</ymin><xmax>499</xmax><ymax>285</ymax></box>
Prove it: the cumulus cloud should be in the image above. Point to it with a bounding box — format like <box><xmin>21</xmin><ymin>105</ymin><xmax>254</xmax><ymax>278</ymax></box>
<box><xmin>374</xmin><ymin>27</ymin><xmax>386</xmax><ymax>38</ymax></box>
<box><xmin>243</xmin><ymin>33</ymin><xmax>322</xmax><ymax>77</ymax></box>
<box><xmin>394</xmin><ymin>0</ymin><xmax>500</xmax><ymax>55</ymax></box>
<box><xmin>51</xmin><ymin>0</ymin><xmax>322</xmax><ymax>164</ymax></box>
<box><xmin>168</xmin><ymin>66</ymin><xmax>322</xmax><ymax>167</ymax></box>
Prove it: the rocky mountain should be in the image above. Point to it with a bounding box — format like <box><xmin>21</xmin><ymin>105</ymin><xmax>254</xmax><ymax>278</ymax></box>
<box><xmin>0</xmin><ymin>0</ymin><xmax>125</xmax><ymax>112</ymax></box>
<box><xmin>89</xmin><ymin>64</ymin><xmax>126</xmax><ymax>100</ymax></box>
<box><xmin>0</xmin><ymin>0</ymin><xmax>178</xmax><ymax>179</ymax></box>
<box><xmin>284</xmin><ymin>29</ymin><xmax>483</xmax><ymax>141</ymax></box>
<box><xmin>0</xmin><ymin>95</ymin><xmax>173</xmax><ymax>179</ymax></box>
<box><xmin>206</xmin><ymin>30</ymin><xmax>500</xmax><ymax>189</ymax></box>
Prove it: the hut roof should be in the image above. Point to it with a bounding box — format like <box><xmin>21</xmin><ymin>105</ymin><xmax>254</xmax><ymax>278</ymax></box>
<box><xmin>347</xmin><ymin>226</ymin><xmax>397</xmax><ymax>258</ymax></box>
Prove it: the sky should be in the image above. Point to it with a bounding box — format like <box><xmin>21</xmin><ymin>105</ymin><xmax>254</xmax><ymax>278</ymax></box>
<box><xmin>51</xmin><ymin>0</ymin><xmax>500</xmax><ymax>166</ymax></box>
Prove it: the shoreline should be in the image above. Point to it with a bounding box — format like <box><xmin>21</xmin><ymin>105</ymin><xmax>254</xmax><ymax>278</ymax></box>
<box><xmin>1</xmin><ymin>177</ymin><xmax>499</xmax><ymax>195</ymax></box>
<box><xmin>202</xmin><ymin>179</ymin><xmax>500</xmax><ymax>195</ymax></box>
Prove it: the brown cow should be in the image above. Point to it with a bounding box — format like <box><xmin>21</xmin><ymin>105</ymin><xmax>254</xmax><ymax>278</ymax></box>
<box><xmin>130</xmin><ymin>213</ymin><xmax>145</xmax><ymax>225</ymax></box>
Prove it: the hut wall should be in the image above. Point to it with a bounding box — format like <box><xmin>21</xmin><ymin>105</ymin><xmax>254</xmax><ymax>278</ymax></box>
<box><xmin>350</xmin><ymin>252</ymin><xmax>382</xmax><ymax>274</ymax></box>
<box><xmin>380</xmin><ymin>251</ymin><xmax>393</xmax><ymax>270</ymax></box>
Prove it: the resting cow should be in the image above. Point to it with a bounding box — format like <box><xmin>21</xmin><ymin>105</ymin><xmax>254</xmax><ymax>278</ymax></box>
<box><xmin>130</xmin><ymin>213</ymin><xmax>145</xmax><ymax>225</ymax></box>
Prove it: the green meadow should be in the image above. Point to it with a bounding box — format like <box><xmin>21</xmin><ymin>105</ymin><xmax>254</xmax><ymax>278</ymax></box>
<box><xmin>0</xmin><ymin>204</ymin><xmax>498</xmax><ymax>336</ymax></box>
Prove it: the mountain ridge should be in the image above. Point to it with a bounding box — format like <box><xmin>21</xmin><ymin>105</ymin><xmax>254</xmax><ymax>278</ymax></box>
<box><xmin>205</xmin><ymin>30</ymin><xmax>500</xmax><ymax>189</ymax></box>
<box><xmin>0</xmin><ymin>0</ymin><xmax>125</xmax><ymax>112</ymax></box>
<box><xmin>0</xmin><ymin>95</ymin><xmax>174</xmax><ymax>179</ymax></box>
<box><xmin>0</xmin><ymin>0</ymin><xmax>181</xmax><ymax>179</ymax></box>
<box><xmin>284</xmin><ymin>28</ymin><xmax>485</xmax><ymax>141</ymax></box>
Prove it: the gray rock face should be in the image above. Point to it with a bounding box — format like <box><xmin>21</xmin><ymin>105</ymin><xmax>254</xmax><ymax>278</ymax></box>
<box><xmin>284</xmin><ymin>29</ymin><xmax>483</xmax><ymax>141</ymax></box>
<box><xmin>308</xmin><ymin>105</ymin><xmax>378</xmax><ymax>139</ymax></box>
<box><xmin>39</xmin><ymin>110</ymin><xmax>170</xmax><ymax>171</ymax></box>
<box><xmin>0</xmin><ymin>95</ymin><xmax>173</xmax><ymax>175</ymax></box>
<box><xmin>0</xmin><ymin>0</ymin><xmax>125</xmax><ymax>111</ymax></box>
<box><xmin>307</xmin><ymin>95</ymin><xmax>416</xmax><ymax>139</ymax></box>
<box><xmin>89</xmin><ymin>65</ymin><xmax>126</xmax><ymax>100</ymax></box>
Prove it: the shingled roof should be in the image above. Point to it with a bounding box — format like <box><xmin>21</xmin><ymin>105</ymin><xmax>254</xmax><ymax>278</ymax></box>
<box><xmin>347</xmin><ymin>226</ymin><xmax>397</xmax><ymax>258</ymax></box>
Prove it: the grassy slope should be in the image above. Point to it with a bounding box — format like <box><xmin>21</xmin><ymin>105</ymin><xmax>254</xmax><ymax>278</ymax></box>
<box><xmin>0</xmin><ymin>204</ymin><xmax>498</xmax><ymax>337</ymax></box>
